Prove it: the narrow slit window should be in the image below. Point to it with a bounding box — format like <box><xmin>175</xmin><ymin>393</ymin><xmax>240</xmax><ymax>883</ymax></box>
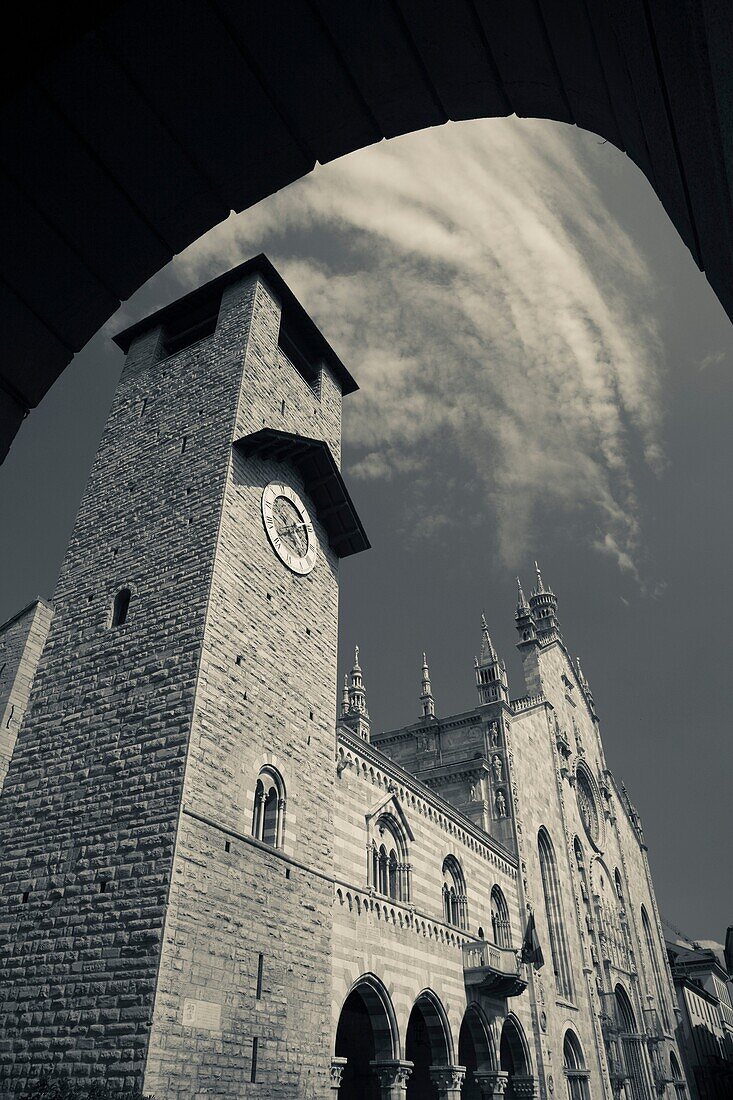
<box><xmin>256</xmin><ymin>953</ymin><xmax>264</xmax><ymax>999</ymax></box>
<box><xmin>111</xmin><ymin>588</ymin><xmax>131</xmax><ymax>628</ymax></box>
<box><xmin>250</xmin><ymin>1037</ymin><xmax>258</xmax><ymax>1083</ymax></box>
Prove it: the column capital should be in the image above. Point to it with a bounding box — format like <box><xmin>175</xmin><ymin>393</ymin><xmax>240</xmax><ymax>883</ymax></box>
<box><xmin>330</xmin><ymin>1056</ymin><xmax>347</xmax><ymax>1090</ymax></box>
<box><xmin>473</xmin><ymin>1069</ymin><xmax>509</xmax><ymax>1098</ymax></box>
<box><xmin>370</xmin><ymin>1059</ymin><xmax>414</xmax><ymax>1098</ymax></box>
<box><xmin>429</xmin><ymin>1064</ymin><xmax>467</xmax><ymax>1098</ymax></box>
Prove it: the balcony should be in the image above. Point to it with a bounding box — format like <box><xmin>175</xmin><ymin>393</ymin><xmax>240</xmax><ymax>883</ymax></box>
<box><xmin>462</xmin><ymin>940</ymin><xmax>528</xmax><ymax>997</ymax></box>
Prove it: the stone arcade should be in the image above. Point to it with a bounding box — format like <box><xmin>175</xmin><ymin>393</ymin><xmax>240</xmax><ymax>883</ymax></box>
<box><xmin>0</xmin><ymin>257</ymin><xmax>689</xmax><ymax>1099</ymax></box>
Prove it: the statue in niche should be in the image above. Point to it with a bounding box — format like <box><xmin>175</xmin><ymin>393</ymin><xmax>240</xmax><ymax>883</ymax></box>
<box><xmin>495</xmin><ymin>789</ymin><xmax>507</xmax><ymax>818</ymax></box>
<box><xmin>492</xmin><ymin>754</ymin><xmax>503</xmax><ymax>783</ymax></box>
<box><xmin>489</xmin><ymin>722</ymin><xmax>500</xmax><ymax>748</ymax></box>
<box><xmin>469</xmin><ymin>781</ymin><xmax>481</xmax><ymax>802</ymax></box>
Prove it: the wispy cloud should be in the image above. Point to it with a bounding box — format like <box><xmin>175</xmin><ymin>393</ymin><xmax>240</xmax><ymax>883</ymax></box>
<box><xmin>177</xmin><ymin>118</ymin><xmax>665</xmax><ymax>579</ymax></box>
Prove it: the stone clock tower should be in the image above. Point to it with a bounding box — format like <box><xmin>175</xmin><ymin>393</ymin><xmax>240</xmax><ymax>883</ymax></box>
<box><xmin>0</xmin><ymin>256</ymin><xmax>367</xmax><ymax>1098</ymax></box>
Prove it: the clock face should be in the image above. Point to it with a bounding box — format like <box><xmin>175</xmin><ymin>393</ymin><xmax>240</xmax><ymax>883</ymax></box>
<box><xmin>261</xmin><ymin>482</ymin><xmax>317</xmax><ymax>575</ymax></box>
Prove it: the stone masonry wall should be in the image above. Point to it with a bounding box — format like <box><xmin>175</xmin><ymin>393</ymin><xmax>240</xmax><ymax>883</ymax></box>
<box><xmin>0</xmin><ymin>274</ymin><xmax>264</xmax><ymax>1094</ymax></box>
<box><xmin>0</xmin><ymin>599</ymin><xmax>53</xmax><ymax>790</ymax></box>
<box><xmin>142</xmin><ymin>276</ymin><xmax>344</xmax><ymax>1098</ymax></box>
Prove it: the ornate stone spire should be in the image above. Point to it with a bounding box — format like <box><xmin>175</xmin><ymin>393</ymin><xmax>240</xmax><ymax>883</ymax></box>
<box><xmin>340</xmin><ymin>645</ymin><xmax>371</xmax><ymax>741</ymax></box>
<box><xmin>529</xmin><ymin>560</ymin><xmax>561</xmax><ymax>640</ymax></box>
<box><xmin>515</xmin><ymin>575</ymin><xmax>537</xmax><ymax>647</ymax></box>
<box><xmin>576</xmin><ymin>657</ymin><xmax>597</xmax><ymax>719</ymax></box>
<box><xmin>475</xmin><ymin>616</ymin><xmax>508</xmax><ymax>706</ymax></box>
<box><xmin>479</xmin><ymin>614</ymin><xmax>498</xmax><ymax>664</ymax></box>
<box><xmin>420</xmin><ymin>653</ymin><xmax>436</xmax><ymax>720</ymax></box>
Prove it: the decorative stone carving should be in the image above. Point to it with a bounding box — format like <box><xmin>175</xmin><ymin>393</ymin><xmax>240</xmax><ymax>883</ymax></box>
<box><xmin>429</xmin><ymin>1065</ymin><xmax>466</xmax><ymax>1098</ymax></box>
<box><xmin>491</xmin><ymin>754</ymin><xmax>503</xmax><ymax>783</ymax></box>
<box><xmin>370</xmin><ymin>1059</ymin><xmax>413</xmax><ymax>1098</ymax></box>
<box><xmin>495</xmin><ymin>789</ymin><xmax>507</xmax><ymax>817</ymax></box>
<box><xmin>330</xmin><ymin>1056</ymin><xmax>347</xmax><ymax>1089</ymax></box>
<box><xmin>473</xmin><ymin>1069</ymin><xmax>509</xmax><ymax>1098</ymax></box>
<box><xmin>489</xmin><ymin>721</ymin><xmax>501</xmax><ymax>748</ymax></box>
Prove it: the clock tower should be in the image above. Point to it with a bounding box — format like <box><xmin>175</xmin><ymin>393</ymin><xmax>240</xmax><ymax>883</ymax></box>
<box><xmin>0</xmin><ymin>256</ymin><xmax>367</xmax><ymax>1097</ymax></box>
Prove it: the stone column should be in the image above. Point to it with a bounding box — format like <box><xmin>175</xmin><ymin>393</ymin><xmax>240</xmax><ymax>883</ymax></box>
<box><xmin>473</xmin><ymin>1069</ymin><xmax>509</xmax><ymax>1098</ymax></box>
<box><xmin>370</xmin><ymin>1060</ymin><xmax>413</xmax><ymax>1099</ymax></box>
<box><xmin>330</xmin><ymin>1057</ymin><xmax>347</xmax><ymax>1092</ymax></box>
<box><xmin>511</xmin><ymin>1074</ymin><xmax>537</xmax><ymax>1098</ymax></box>
<box><xmin>429</xmin><ymin>1065</ymin><xmax>467</xmax><ymax>1099</ymax></box>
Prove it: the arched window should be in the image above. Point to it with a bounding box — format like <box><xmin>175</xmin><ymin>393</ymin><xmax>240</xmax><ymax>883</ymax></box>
<box><xmin>538</xmin><ymin>828</ymin><xmax>574</xmax><ymax>1000</ymax></box>
<box><xmin>442</xmin><ymin>854</ymin><xmax>467</xmax><ymax>929</ymax></box>
<box><xmin>490</xmin><ymin>885</ymin><xmax>511</xmax><ymax>948</ymax></box>
<box><xmin>563</xmin><ymin>1030</ymin><xmax>590</xmax><ymax>1100</ymax></box>
<box><xmin>111</xmin><ymin>587</ymin><xmax>131</xmax><ymax>627</ymax></box>
<box><xmin>370</xmin><ymin>814</ymin><xmax>410</xmax><ymax>902</ymax></box>
<box><xmin>669</xmin><ymin>1051</ymin><xmax>687</xmax><ymax>1099</ymax></box>
<box><xmin>614</xmin><ymin>984</ymin><xmax>652</xmax><ymax>1100</ymax></box>
<box><xmin>251</xmin><ymin>766</ymin><xmax>286</xmax><ymax>848</ymax></box>
<box><xmin>641</xmin><ymin>905</ymin><xmax>669</xmax><ymax>1030</ymax></box>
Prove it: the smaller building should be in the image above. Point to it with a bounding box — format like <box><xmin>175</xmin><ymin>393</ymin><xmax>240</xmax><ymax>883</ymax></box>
<box><xmin>666</xmin><ymin>935</ymin><xmax>733</xmax><ymax>1099</ymax></box>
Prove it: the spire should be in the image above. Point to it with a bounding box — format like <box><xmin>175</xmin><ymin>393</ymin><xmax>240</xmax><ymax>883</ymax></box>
<box><xmin>516</xmin><ymin>576</ymin><xmax>529</xmax><ymax>614</ymax></box>
<box><xmin>515</xmin><ymin>574</ymin><xmax>537</xmax><ymax>647</ymax></box>
<box><xmin>480</xmin><ymin>613</ymin><xmax>497</xmax><ymax>663</ymax></box>
<box><xmin>420</xmin><ymin>653</ymin><xmax>436</xmax><ymax>720</ymax></box>
<box><xmin>475</xmin><ymin>615</ymin><xmax>508</xmax><ymax>706</ymax></box>
<box><xmin>529</xmin><ymin>560</ymin><xmax>561</xmax><ymax>640</ymax></box>
<box><xmin>575</xmin><ymin>657</ymin><xmax>597</xmax><ymax>719</ymax></box>
<box><xmin>340</xmin><ymin>645</ymin><xmax>371</xmax><ymax>742</ymax></box>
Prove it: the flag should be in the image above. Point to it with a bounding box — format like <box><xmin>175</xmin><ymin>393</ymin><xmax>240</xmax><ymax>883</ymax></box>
<box><xmin>522</xmin><ymin>912</ymin><xmax>545</xmax><ymax>970</ymax></box>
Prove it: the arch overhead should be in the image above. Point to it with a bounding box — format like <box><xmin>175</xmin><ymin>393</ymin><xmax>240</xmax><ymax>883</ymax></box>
<box><xmin>2</xmin><ymin>1</ymin><xmax>733</xmax><ymax>462</ymax></box>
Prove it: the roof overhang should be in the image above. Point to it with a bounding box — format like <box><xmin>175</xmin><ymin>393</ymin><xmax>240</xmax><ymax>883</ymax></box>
<box><xmin>234</xmin><ymin>427</ymin><xmax>369</xmax><ymax>559</ymax></box>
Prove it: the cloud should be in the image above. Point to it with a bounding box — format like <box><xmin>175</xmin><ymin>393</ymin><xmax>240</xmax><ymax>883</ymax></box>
<box><xmin>176</xmin><ymin>118</ymin><xmax>665</xmax><ymax>579</ymax></box>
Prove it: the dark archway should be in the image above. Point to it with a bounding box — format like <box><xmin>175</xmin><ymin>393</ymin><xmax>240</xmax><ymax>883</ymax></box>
<box><xmin>335</xmin><ymin>976</ymin><xmax>398</xmax><ymax>1100</ymax></box>
<box><xmin>499</xmin><ymin>1015</ymin><xmax>531</xmax><ymax>1098</ymax></box>
<box><xmin>405</xmin><ymin>990</ymin><xmax>452</xmax><ymax>1100</ymax></box>
<box><xmin>1</xmin><ymin>1</ymin><xmax>733</xmax><ymax>462</ymax></box>
<box><xmin>458</xmin><ymin>1004</ymin><xmax>494</xmax><ymax>1100</ymax></box>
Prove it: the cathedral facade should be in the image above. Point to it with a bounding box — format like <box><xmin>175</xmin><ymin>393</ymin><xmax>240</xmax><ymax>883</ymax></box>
<box><xmin>0</xmin><ymin>257</ymin><xmax>689</xmax><ymax>1100</ymax></box>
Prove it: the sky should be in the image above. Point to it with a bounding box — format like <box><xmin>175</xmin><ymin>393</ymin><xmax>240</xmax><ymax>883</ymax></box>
<box><xmin>0</xmin><ymin>117</ymin><xmax>731</xmax><ymax>943</ymax></box>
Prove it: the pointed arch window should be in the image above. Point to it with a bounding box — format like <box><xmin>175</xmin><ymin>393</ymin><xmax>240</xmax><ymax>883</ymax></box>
<box><xmin>369</xmin><ymin>814</ymin><xmax>410</xmax><ymax>902</ymax></box>
<box><xmin>669</xmin><ymin>1051</ymin><xmax>687</xmax><ymax>1100</ymax></box>
<box><xmin>490</xmin><ymin>885</ymin><xmax>511</xmax><ymax>948</ymax></box>
<box><xmin>563</xmin><ymin>1030</ymin><xmax>591</xmax><ymax>1100</ymax></box>
<box><xmin>442</xmin><ymin>854</ymin><xmax>467</xmax><ymax>930</ymax></box>
<box><xmin>251</xmin><ymin>766</ymin><xmax>286</xmax><ymax>848</ymax></box>
<box><xmin>538</xmin><ymin>828</ymin><xmax>574</xmax><ymax>1000</ymax></box>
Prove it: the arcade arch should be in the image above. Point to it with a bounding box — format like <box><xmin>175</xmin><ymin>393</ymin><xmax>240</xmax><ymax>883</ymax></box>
<box><xmin>405</xmin><ymin>990</ymin><xmax>454</xmax><ymax>1100</ymax></box>
<box><xmin>499</xmin><ymin>1014</ymin><xmax>533</xmax><ymax>1099</ymax></box>
<box><xmin>333</xmin><ymin>975</ymin><xmax>399</xmax><ymax>1100</ymax></box>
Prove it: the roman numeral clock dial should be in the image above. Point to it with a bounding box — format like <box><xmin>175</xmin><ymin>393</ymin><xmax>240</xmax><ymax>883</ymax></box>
<box><xmin>261</xmin><ymin>481</ymin><xmax>317</xmax><ymax>575</ymax></box>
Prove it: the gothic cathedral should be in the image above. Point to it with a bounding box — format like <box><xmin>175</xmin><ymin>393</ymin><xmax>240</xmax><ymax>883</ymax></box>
<box><xmin>0</xmin><ymin>257</ymin><xmax>689</xmax><ymax>1100</ymax></box>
